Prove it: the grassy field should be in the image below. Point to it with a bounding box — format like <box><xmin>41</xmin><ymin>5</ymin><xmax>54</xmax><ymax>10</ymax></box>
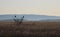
<box><xmin>0</xmin><ymin>21</ymin><xmax>60</xmax><ymax>37</ymax></box>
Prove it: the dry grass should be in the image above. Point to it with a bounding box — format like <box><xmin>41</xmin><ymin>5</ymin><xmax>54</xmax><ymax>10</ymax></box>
<box><xmin>0</xmin><ymin>21</ymin><xmax>60</xmax><ymax>37</ymax></box>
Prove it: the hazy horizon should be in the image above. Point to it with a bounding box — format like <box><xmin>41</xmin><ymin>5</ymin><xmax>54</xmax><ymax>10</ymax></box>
<box><xmin>0</xmin><ymin>14</ymin><xmax>60</xmax><ymax>21</ymax></box>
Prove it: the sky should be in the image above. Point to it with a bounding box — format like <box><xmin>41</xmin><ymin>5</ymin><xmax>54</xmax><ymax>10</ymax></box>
<box><xmin>0</xmin><ymin>0</ymin><xmax>60</xmax><ymax>16</ymax></box>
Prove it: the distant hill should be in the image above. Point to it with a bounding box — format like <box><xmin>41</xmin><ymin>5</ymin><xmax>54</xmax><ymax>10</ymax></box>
<box><xmin>0</xmin><ymin>14</ymin><xmax>60</xmax><ymax>21</ymax></box>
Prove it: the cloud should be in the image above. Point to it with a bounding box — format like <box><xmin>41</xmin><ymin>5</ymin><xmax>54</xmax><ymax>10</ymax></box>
<box><xmin>0</xmin><ymin>0</ymin><xmax>60</xmax><ymax>16</ymax></box>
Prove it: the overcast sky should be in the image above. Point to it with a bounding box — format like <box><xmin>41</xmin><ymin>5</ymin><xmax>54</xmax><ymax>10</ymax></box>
<box><xmin>0</xmin><ymin>0</ymin><xmax>60</xmax><ymax>16</ymax></box>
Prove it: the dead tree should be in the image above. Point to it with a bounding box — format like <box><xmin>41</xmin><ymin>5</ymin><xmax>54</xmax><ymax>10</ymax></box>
<box><xmin>19</xmin><ymin>16</ymin><xmax>24</xmax><ymax>24</ymax></box>
<box><xmin>13</xmin><ymin>15</ymin><xmax>24</xmax><ymax>25</ymax></box>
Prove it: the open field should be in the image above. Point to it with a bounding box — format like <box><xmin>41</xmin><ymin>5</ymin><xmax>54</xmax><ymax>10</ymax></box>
<box><xmin>0</xmin><ymin>21</ymin><xmax>60</xmax><ymax>37</ymax></box>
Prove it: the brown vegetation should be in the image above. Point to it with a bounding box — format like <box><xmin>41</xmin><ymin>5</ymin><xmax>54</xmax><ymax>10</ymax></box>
<box><xmin>0</xmin><ymin>21</ymin><xmax>60</xmax><ymax>37</ymax></box>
